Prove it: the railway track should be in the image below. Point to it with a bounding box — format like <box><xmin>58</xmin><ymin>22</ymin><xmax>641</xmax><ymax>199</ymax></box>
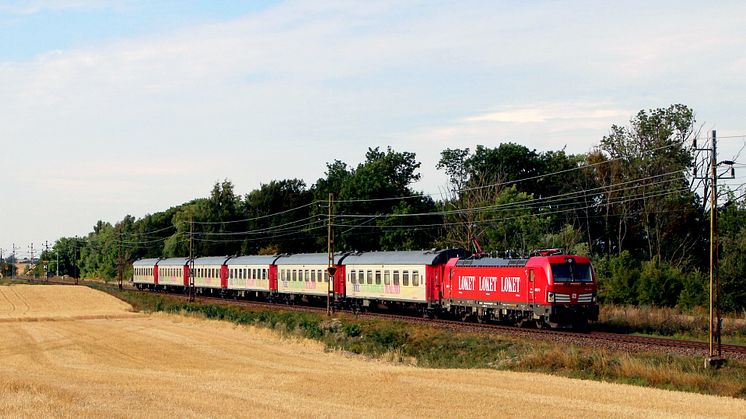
<box><xmin>10</xmin><ymin>278</ymin><xmax>746</xmax><ymax>360</ymax></box>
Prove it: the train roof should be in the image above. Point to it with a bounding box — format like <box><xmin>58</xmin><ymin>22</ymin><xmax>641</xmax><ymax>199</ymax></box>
<box><xmin>133</xmin><ymin>258</ymin><xmax>159</xmax><ymax>266</ymax></box>
<box><xmin>274</xmin><ymin>253</ymin><xmax>349</xmax><ymax>265</ymax></box>
<box><xmin>157</xmin><ymin>257</ymin><xmax>190</xmax><ymax>267</ymax></box>
<box><xmin>344</xmin><ymin>249</ymin><xmax>467</xmax><ymax>266</ymax></box>
<box><xmin>227</xmin><ymin>255</ymin><xmax>281</xmax><ymax>265</ymax></box>
<box><xmin>192</xmin><ymin>256</ymin><xmax>231</xmax><ymax>266</ymax></box>
<box><xmin>455</xmin><ymin>257</ymin><xmax>529</xmax><ymax>268</ymax></box>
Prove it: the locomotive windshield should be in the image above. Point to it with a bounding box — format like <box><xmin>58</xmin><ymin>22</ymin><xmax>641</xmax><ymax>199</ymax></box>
<box><xmin>551</xmin><ymin>263</ymin><xmax>593</xmax><ymax>282</ymax></box>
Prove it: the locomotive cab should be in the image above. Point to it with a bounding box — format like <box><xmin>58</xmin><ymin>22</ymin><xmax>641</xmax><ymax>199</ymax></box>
<box><xmin>543</xmin><ymin>255</ymin><xmax>599</xmax><ymax>328</ymax></box>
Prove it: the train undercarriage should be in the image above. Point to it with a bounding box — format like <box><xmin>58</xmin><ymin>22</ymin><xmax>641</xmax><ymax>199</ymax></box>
<box><xmin>132</xmin><ymin>283</ymin><xmax>597</xmax><ymax>330</ymax></box>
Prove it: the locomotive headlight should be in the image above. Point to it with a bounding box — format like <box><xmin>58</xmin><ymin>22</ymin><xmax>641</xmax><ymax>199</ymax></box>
<box><xmin>547</xmin><ymin>292</ymin><xmax>555</xmax><ymax>303</ymax></box>
<box><xmin>592</xmin><ymin>293</ymin><xmax>598</xmax><ymax>303</ymax></box>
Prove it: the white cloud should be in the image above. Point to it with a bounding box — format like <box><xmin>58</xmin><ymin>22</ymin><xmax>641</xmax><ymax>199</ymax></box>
<box><xmin>465</xmin><ymin>105</ymin><xmax>629</xmax><ymax>125</ymax></box>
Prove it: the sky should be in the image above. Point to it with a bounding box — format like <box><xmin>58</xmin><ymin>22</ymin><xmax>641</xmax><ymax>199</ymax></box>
<box><xmin>1</xmin><ymin>0</ymin><xmax>745</xmax><ymax>258</ymax></box>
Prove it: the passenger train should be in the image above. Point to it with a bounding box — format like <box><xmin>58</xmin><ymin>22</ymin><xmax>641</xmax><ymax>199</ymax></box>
<box><xmin>132</xmin><ymin>249</ymin><xmax>599</xmax><ymax>328</ymax></box>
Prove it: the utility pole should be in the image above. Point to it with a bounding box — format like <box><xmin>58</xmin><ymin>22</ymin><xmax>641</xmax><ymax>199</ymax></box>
<box><xmin>56</xmin><ymin>250</ymin><xmax>59</xmax><ymax>277</ymax></box>
<box><xmin>189</xmin><ymin>215</ymin><xmax>195</xmax><ymax>302</ymax></box>
<box><xmin>29</xmin><ymin>243</ymin><xmax>35</xmax><ymax>279</ymax></box>
<box><xmin>118</xmin><ymin>227</ymin><xmax>124</xmax><ymax>290</ymax></box>
<box><xmin>44</xmin><ymin>241</ymin><xmax>50</xmax><ymax>281</ymax></box>
<box><xmin>708</xmin><ymin>130</ymin><xmax>719</xmax><ymax>366</ymax></box>
<box><xmin>326</xmin><ymin>193</ymin><xmax>336</xmax><ymax>316</ymax></box>
<box><xmin>695</xmin><ymin>130</ymin><xmax>735</xmax><ymax>369</ymax></box>
<box><xmin>11</xmin><ymin>243</ymin><xmax>16</xmax><ymax>280</ymax></box>
<box><xmin>74</xmin><ymin>236</ymin><xmax>79</xmax><ymax>285</ymax></box>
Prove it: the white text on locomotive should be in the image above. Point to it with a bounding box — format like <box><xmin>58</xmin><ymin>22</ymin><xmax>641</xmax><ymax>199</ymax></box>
<box><xmin>501</xmin><ymin>276</ymin><xmax>520</xmax><ymax>293</ymax></box>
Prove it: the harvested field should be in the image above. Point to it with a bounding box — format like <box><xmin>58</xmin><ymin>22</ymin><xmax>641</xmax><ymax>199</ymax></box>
<box><xmin>0</xmin><ymin>284</ymin><xmax>136</xmax><ymax>321</ymax></box>
<box><xmin>1</xmin><ymin>285</ymin><xmax>744</xmax><ymax>418</ymax></box>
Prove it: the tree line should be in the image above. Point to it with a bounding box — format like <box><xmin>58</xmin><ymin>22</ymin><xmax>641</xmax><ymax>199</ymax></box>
<box><xmin>32</xmin><ymin>104</ymin><xmax>746</xmax><ymax>312</ymax></box>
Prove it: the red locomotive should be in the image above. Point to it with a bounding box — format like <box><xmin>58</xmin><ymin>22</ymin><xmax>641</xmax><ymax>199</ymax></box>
<box><xmin>441</xmin><ymin>250</ymin><xmax>598</xmax><ymax>328</ymax></box>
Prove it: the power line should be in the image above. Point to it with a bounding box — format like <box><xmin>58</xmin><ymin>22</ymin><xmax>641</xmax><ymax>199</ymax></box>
<box><xmin>190</xmin><ymin>201</ymin><xmax>321</xmax><ymax>225</ymax></box>
<box><xmin>332</xmin><ymin>185</ymin><xmax>694</xmax><ymax>231</ymax></box>
<box><xmin>334</xmin><ymin>170</ymin><xmax>687</xmax><ymax>220</ymax></box>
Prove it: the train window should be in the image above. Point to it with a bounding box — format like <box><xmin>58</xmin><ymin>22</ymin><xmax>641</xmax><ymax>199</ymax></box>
<box><xmin>366</xmin><ymin>270</ymin><xmax>373</xmax><ymax>285</ymax></box>
<box><xmin>393</xmin><ymin>271</ymin><xmax>400</xmax><ymax>285</ymax></box>
<box><xmin>403</xmin><ymin>271</ymin><xmax>410</xmax><ymax>286</ymax></box>
<box><xmin>281</xmin><ymin>270</ymin><xmax>286</xmax><ymax>281</ymax></box>
<box><xmin>384</xmin><ymin>270</ymin><xmax>390</xmax><ymax>285</ymax></box>
<box><xmin>412</xmin><ymin>271</ymin><xmax>419</xmax><ymax>287</ymax></box>
<box><xmin>304</xmin><ymin>270</ymin><xmax>309</xmax><ymax>282</ymax></box>
<box><xmin>263</xmin><ymin>269</ymin><xmax>268</xmax><ymax>280</ymax></box>
<box><xmin>311</xmin><ymin>270</ymin><xmax>316</xmax><ymax>282</ymax></box>
<box><xmin>292</xmin><ymin>270</ymin><xmax>297</xmax><ymax>281</ymax></box>
<box><xmin>319</xmin><ymin>270</ymin><xmax>324</xmax><ymax>282</ymax></box>
<box><xmin>375</xmin><ymin>270</ymin><xmax>381</xmax><ymax>285</ymax></box>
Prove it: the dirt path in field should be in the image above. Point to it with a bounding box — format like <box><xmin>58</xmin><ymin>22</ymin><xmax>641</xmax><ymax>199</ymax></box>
<box><xmin>0</xmin><ymin>285</ymin><xmax>744</xmax><ymax>418</ymax></box>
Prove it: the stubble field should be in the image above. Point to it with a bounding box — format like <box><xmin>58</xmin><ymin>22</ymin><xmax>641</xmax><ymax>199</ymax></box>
<box><xmin>1</xmin><ymin>284</ymin><xmax>744</xmax><ymax>418</ymax></box>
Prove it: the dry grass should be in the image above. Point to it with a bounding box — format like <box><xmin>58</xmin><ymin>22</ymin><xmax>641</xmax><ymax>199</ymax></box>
<box><xmin>1</xmin><ymin>285</ymin><xmax>745</xmax><ymax>417</ymax></box>
<box><xmin>598</xmin><ymin>304</ymin><xmax>746</xmax><ymax>343</ymax></box>
<box><xmin>0</xmin><ymin>284</ymin><xmax>135</xmax><ymax>321</ymax></box>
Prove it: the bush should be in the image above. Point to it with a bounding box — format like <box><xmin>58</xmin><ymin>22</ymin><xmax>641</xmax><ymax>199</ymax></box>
<box><xmin>596</xmin><ymin>251</ymin><xmax>640</xmax><ymax>304</ymax></box>
<box><xmin>637</xmin><ymin>257</ymin><xmax>684</xmax><ymax>307</ymax></box>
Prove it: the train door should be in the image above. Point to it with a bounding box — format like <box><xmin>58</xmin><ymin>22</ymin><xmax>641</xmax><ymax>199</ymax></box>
<box><xmin>527</xmin><ymin>269</ymin><xmax>535</xmax><ymax>305</ymax></box>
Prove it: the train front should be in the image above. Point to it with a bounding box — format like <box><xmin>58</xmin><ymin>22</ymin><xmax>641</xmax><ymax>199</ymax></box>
<box><xmin>537</xmin><ymin>254</ymin><xmax>599</xmax><ymax>328</ymax></box>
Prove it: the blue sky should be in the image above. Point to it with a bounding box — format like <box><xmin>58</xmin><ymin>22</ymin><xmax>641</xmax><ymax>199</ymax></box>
<box><xmin>0</xmin><ymin>1</ymin><xmax>278</xmax><ymax>60</ymax></box>
<box><xmin>1</xmin><ymin>0</ymin><xmax>745</xmax><ymax>256</ymax></box>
